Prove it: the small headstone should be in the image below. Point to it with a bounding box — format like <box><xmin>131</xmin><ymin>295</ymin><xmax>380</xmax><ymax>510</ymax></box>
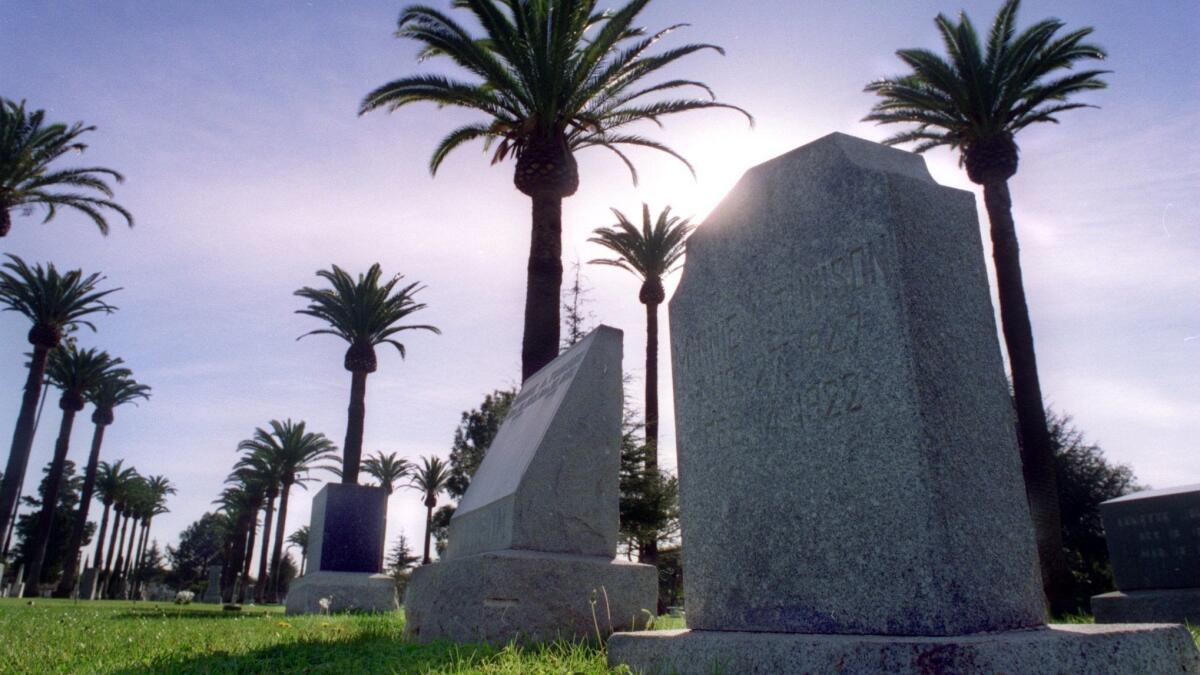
<box><xmin>285</xmin><ymin>474</ymin><xmax>396</xmax><ymax>615</ymax></box>
<box><xmin>608</xmin><ymin>133</ymin><xmax>1199</xmax><ymax>673</ymax></box>
<box><xmin>78</xmin><ymin>568</ymin><xmax>99</xmax><ymax>600</ymax></box>
<box><xmin>200</xmin><ymin>565</ymin><xmax>223</xmax><ymax>603</ymax></box>
<box><xmin>405</xmin><ymin>326</ymin><xmax>657</xmax><ymax>644</ymax></box>
<box><xmin>1093</xmin><ymin>484</ymin><xmax>1200</xmax><ymax>624</ymax></box>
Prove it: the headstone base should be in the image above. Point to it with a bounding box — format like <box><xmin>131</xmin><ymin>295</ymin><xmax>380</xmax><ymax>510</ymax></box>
<box><xmin>284</xmin><ymin>571</ymin><xmax>397</xmax><ymax>616</ymax></box>
<box><xmin>78</xmin><ymin>569</ymin><xmax>99</xmax><ymax>600</ymax></box>
<box><xmin>609</xmin><ymin>624</ymin><xmax>1200</xmax><ymax>674</ymax></box>
<box><xmin>404</xmin><ymin>549</ymin><xmax>657</xmax><ymax>645</ymax></box>
<box><xmin>1093</xmin><ymin>588</ymin><xmax>1200</xmax><ymax>625</ymax></box>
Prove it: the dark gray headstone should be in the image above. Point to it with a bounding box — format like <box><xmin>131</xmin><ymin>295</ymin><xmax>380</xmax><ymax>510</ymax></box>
<box><xmin>309</xmin><ymin>483</ymin><xmax>388</xmax><ymax>574</ymax></box>
<box><xmin>201</xmin><ymin>565</ymin><xmax>222</xmax><ymax>603</ymax></box>
<box><xmin>1100</xmin><ymin>484</ymin><xmax>1200</xmax><ymax>590</ymax></box>
<box><xmin>609</xmin><ymin>132</ymin><xmax>1199</xmax><ymax>673</ymax></box>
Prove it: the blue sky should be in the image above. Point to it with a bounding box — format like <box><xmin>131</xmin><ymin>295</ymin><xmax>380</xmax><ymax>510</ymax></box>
<box><xmin>1</xmin><ymin>1</ymin><xmax>1197</xmax><ymax>570</ymax></box>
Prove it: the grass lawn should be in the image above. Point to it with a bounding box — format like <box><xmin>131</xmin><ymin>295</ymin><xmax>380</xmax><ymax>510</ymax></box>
<box><xmin>1</xmin><ymin>599</ymin><xmax>1195</xmax><ymax>674</ymax></box>
<box><xmin>0</xmin><ymin>598</ymin><xmax>684</xmax><ymax>674</ymax></box>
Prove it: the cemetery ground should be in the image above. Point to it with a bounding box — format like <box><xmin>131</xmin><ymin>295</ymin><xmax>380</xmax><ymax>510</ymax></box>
<box><xmin>0</xmin><ymin>598</ymin><xmax>688</xmax><ymax>673</ymax></box>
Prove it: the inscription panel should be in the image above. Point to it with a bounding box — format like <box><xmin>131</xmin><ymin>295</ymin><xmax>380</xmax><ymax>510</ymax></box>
<box><xmin>1101</xmin><ymin>487</ymin><xmax>1200</xmax><ymax>590</ymax></box>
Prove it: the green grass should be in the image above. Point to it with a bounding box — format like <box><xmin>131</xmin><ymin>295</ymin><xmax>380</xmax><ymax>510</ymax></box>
<box><xmin>2</xmin><ymin>599</ymin><xmax>1193</xmax><ymax>674</ymax></box>
<box><xmin>0</xmin><ymin>598</ymin><xmax>645</xmax><ymax>674</ymax></box>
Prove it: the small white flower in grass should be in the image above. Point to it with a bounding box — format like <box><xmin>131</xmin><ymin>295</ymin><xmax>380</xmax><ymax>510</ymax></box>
<box><xmin>318</xmin><ymin>596</ymin><xmax>333</xmax><ymax>615</ymax></box>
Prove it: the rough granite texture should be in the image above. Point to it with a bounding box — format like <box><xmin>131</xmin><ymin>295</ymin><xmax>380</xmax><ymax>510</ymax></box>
<box><xmin>1093</xmin><ymin>588</ymin><xmax>1200</xmax><ymax>625</ymax></box>
<box><xmin>404</xmin><ymin>550</ymin><xmax>657</xmax><ymax>645</ymax></box>
<box><xmin>446</xmin><ymin>325</ymin><xmax>623</xmax><ymax>560</ymax></box>
<box><xmin>666</xmin><ymin>132</ymin><xmax>1044</xmax><ymax>636</ymax></box>
<box><xmin>284</xmin><ymin>571</ymin><xmax>398</xmax><ymax>615</ymax></box>
<box><xmin>405</xmin><ymin>327</ymin><xmax>656</xmax><ymax>643</ymax></box>
<box><xmin>1099</xmin><ymin>484</ymin><xmax>1200</xmax><ymax>591</ymax></box>
<box><xmin>608</xmin><ymin>624</ymin><xmax>1200</xmax><ymax>675</ymax></box>
<box><xmin>308</xmin><ymin>483</ymin><xmax>388</xmax><ymax>574</ymax></box>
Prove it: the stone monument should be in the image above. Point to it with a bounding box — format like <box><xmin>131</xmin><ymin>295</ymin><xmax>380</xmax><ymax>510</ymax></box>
<box><xmin>78</xmin><ymin>567</ymin><xmax>99</xmax><ymax>600</ymax></box>
<box><xmin>200</xmin><ymin>565</ymin><xmax>222</xmax><ymax>603</ymax></box>
<box><xmin>285</xmin><ymin>482</ymin><xmax>395</xmax><ymax>615</ymax></box>
<box><xmin>1093</xmin><ymin>484</ymin><xmax>1200</xmax><ymax>624</ymax></box>
<box><xmin>405</xmin><ymin>326</ymin><xmax>657</xmax><ymax>644</ymax></box>
<box><xmin>608</xmin><ymin>133</ymin><xmax>1200</xmax><ymax>673</ymax></box>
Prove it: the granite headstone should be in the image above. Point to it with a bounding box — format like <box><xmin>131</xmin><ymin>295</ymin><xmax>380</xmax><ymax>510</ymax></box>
<box><xmin>201</xmin><ymin>565</ymin><xmax>222</xmax><ymax>603</ymax></box>
<box><xmin>1093</xmin><ymin>484</ymin><xmax>1200</xmax><ymax>624</ymax></box>
<box><xmin>608</xmin><ymin>132</ymin><xmax>1199</xmax><ymax>673</ymax></box>
<box><xmin>285</xmin><ymin>483</ymin><xmax>396</xmax><ymax>615</ymax></box>
<box><xmin>404</xmin><ymin>326</ymin><xmax>657</xmax><ymax>644</ymax></box>
<box><xmin>79</xmin><ymin>568</ymin><xmax>99</xmax><ymax>600</ymax></box>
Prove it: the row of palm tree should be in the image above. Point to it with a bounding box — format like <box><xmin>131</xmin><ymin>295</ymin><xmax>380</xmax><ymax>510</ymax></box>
<box><xmin>86</xmin><ymin>460</ymin><xmax>174</xmax><ymax>599</ymax></box>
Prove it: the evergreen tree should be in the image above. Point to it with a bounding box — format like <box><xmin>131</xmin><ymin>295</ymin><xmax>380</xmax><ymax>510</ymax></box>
<box><xmin>560</xmin><ymin>258</ymin><xmax>595</xmax><ymax>349</ymax></box>
<box><xmin>12</xmin><ymin>459</ymin><xmax>94</xmax><ymax>585</ymax></box>
<box><xmin>165</xmin><ymin>512</ymin><xmax>227</xmax><ymax>592</ymax></box>
<box><xmin>387</xmin><ymin>533</ymin><xmax>421</xmax><ymax>598</ymax></box>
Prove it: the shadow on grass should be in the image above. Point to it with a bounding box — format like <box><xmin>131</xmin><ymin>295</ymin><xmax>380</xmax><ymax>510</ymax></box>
<box><xmin>108</xmin><ymin>633</ymin><xmax>560</xmax><ymax>674</ymax></box>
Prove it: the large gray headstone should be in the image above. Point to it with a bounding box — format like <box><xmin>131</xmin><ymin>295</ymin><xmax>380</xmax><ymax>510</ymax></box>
<box><xmin>445</xmin><ymin>325</ymin><xmax>623</xmax><ymax>559</ymax></box>
<box><xmin>669</xmin><ymin>131</ymin><xmax>1044</xmax><ymax>635</ymax></box>
<box><xmin>609</xmin><ymin>133</ymin><xmax>1200</xmax><ymax>673</ymax></box>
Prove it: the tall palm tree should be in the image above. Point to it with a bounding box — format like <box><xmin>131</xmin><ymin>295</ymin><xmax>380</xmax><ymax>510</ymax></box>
<box><xmin>0</xmin><ymin>255</ymin><xmax>118</xmax><ymax>545</ymax></box>
<box><xmin>22</xmin><ymin>344</ymin><xmax>126</xmax><ymax>596</ymax></box>
<box><xmin>295</xmin><ymin>264</ymin><xmax>438</xmax><ymax>485</ymax></box>
<box><xmin>91</xmin><ymin>460</ymin><xmax>135</xmax><ymax>586</ymax></box>
<box><xmin>239</xmin><ymin>419</ymin><xmax>337</xmax><ymax>603</ymax></box>
<box><xmin>0</xmin><ymin>98</ymin><xmax>134</xmax><ymax>237</ymax></box>
<box><xmin>222</xmin><ymin>467</ymin><xmax>267</xmax><ymax>604</ymax></box>
<box><xmin>863</xmin><ymin>0</ymin><xmax>1107</xmax><ymax>615</ymax></box>
<box><xmin>234</xmin><ymin>449</ymin><xmax>283</xmax><ymax>604</ymax></box>
<box><xmin>130</xmin><ymin>475</ymin><xmax>173</xmax><ymax>597</ymax></box>
<box><xmin>589</xmin><ymin>203</ymin><xmax>692</xmax><ymax>567</ymax></box>
<box><xmin>361</xmin><ymin>0</ymin><xmax>750</xmax><ymax>381</ymax></box>
<box><xmin>287</xmin><ymin>526</ymin><xmax>309</xmax><ymax>576</ymax></box>
<box><xmin>408</xmin><ymin>456</ymin><xmax>451</xmax><ymax>565</ymax></box>
<box><xmin>362</xmin><ymin>451</ymin><xmax>412</xmax><ymax>495</ymax></box>
<box><xmin>214</xmin><ymin>481</ymin><xmax>259</xmax><ymax>604</ymax></box>
<box><xmin>103</xmin><ymin>473</ymin><xmax>143</xmax><ymax>598</ymax></box>
<box><xmin>117</xmin><ymin>479</ymin><xmax>151</xmax><ymax>595</ymax></box>
<box><xmin>54</xmin><ymin>373</ymin><xmax>149</xmax><ymax>597</ymax></box>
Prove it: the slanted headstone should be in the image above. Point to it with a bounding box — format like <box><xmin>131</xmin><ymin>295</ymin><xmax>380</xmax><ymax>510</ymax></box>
<box><xmin>1093</xmin><ymin>484</ymin><xmax>1200</xmax><ymax>624</ymax></box>
<box><xmin>285</xmin><ymin>482</ymin><xmax>395</xmax><ymax>615</ymax></box>
<box><xmin>608</xmin><ymin>133</ymin><xmax>1199</xmax><ymax>673</ymax></box>
<box><xmin>200</xmin><ymin>565</ymin><xmax>223</xmax><ymax>603</ymax></box>
<box><xmin>405</xmin><ymin>326</ymin><xmax>657</xmax><ymax>644</ymax></box>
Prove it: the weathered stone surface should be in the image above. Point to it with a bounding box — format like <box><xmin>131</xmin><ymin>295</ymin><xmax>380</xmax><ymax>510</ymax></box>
<box><xmin>446</xmin><ymin>326</ymin><xmax>623</xmax><ymax>560</ymax></box>
<box><xmin>666</xmin><ymin>132</ymin><xmax>1043</xmax><ymax>636</ymax></box>
<box><xmin>405</xmin><ymin>550</ymin><xmax>657</xmax><ymax>645</ymax></box>
<box><xmin>1093</xmin><ymin>588</ymin><xmax>1200</xmax><ymax>625</ymax></box>
<box><xmin>201</xmin><ymin>565</ymin><xmax>222</xmax><ymax>603</ymax></box>
<box><xmin>78</xmin><ymin>568</ymin><xmax>99</xmax><ymax>600</ymax></box>
<box><xmin>308</xmin><ymin>483</ymin><xmax>388</xmax><ymax>574</ymax></box>
<box><xmin>1099</xmin><ymin>484</ymin><xmax>1200</xmax><ymax>591</ymax></box>
<box><xmin>608</xmin><ymin>624</ymin><xmax>1200</xmax><ymax>674</ymax></box>
<box><xmin>405</xmin><ymin>326</ymin><xmax>656</xmax><ymax>643</ymax></box>
<box><xmin>284</xmin><ymin>571</ymin><xmax>397</xmax><ymax>615</ymax></box>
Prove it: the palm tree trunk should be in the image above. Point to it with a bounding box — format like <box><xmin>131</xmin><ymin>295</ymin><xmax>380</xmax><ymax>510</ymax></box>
<box><xmin>23</xmin><ymin>405</ymin><xmax>79</xmax><ymax>596</ymax></box>
<box><xmin>266</xmin><ymin>485</ymin><xmax>291</xmax><ymax>602</ymax></box>
<box><xmin>238</xmin><ymin>508</ymin><xmax>259</xmax><ymax>603</ymax></box>
<box><xmin>983</xmin><ymin>180</ymin><xmax>1075</xmax><ymax>615</ymax></box>
<box><xmin>119</xmin><ymin>515</ymin><xmax>139</xmax><ymax>597</ymax></box>
<box><xmin>643</xmin><ymin>300</ymin><xmax>660</xmax><ymax>569</ymax></box>
<box><xmin>54</xmin><ymin>421</ymin><xmax>107</xmax><ymax>597</ymax></box>
<box><xmin>255</xmin><ymin>493</ymin><xmax>276</xmax><ymax>604</ymax></box>
<box><xmin>342</xmin><ymin>370</ymin><xmax>367</xmax><ymax>485</ymax></box>
<box><xmin>131</xmin><ymin>520</ymin><xmax>149</xmax><ymax>598</ymax></box>
<box><xmin>101</xmin><ymin>506</ymin><xmax>122</xmax><ymax>592</ymax></box>
<box><xmin>0</xmin><ymin>345</ymin><xmax>50</xmax><ymax>551</ymax></box>
<box><xmin>422</xmin><ymin>502</ymin><xmax>434</xmax><ymax>565</ymax></box>
<box><xmin>92</xmin><ymin>501</ymin><xmax>112</xmax><ymax>569</ymax></box>
<box><xmin>106</xmin><ymin>512</ymin><xmax>129</xmax><ymax>597</ymax></box>
<box><xmin>521</xmin><ymin>194</ymin><xmax>564</xmax><ymax>381</ymax></box>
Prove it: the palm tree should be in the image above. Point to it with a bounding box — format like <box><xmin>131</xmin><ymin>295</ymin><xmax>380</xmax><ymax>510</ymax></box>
<box><xmin>361</xmin><ymin>0</ymin><xmax>750</xmax><ymax>381</ymax></box>
<box><xmin>0</xmin><ymin>98</ymin><xmax>134</xmax><ymax>237</ymax></box>
<box><xmin>130</xmin><ymin>475</ymin><xmax>173</xmax><ymax>597</ymax></box>
<box><xmin>233</xmin><ymin>449</ymin><xmax>283</xmax><ymax>604</ymax></box>
<box><xmin>862</xmin><ymin>0</ymin><xmax>1107</xmax><ymax>615</ymax></box>
<box><xmin>54</xmin><ymin>373</ymin><xmax>149</xmax><ymax>597</ymax></box>
<box><xmin>22</xmin><ymin>344</ymin><xmax>127</xmax><ymax>596</ymax></box>
<box><xmin>287</xmin><ymin>526</ymin><xmax>309</xmax><ymax>576</ymax></box>
<box><xmin>295</xmin><ymin>264</ymin><xmax>438</xmax><ymax>485</ymax></box>
<box><xmin>362</xmin><ymin>451</ymin><xmax>411</xmax><ymax>495</ymax></box>
<box><xmin>91</xmin><ymin>460</ymin><xmax>135</xmax><ymax>590</ymax></box>
<box><xmin>103</xmin><ymin>473</ymin><xmax>144</xmax><ymax>598</ymax></box>
<box><xmin>0</xmin><ymin>255</ymin><xmax>118</xmax><ymax>546</ymax></box>
<box><xmin>117</xmin><ymin>479</ymin><xmax>151</xmax><ymax>595</ymax></box>
<box><xmin>408</xmin><ymin>456</ymin><xmax>451</xmax><ymax>565</ymax></box>
<box><xmin>589</xmin><ymin>203</ymin><xmax>692</xmax><ymax>567</ymax></box>
<box><xmin>214</xmin><ymin>480</ymin><xmax>259</xmax><ymax>604</ymax></box>
<box><xmin>239</xmin><ymin>419</ymin><xmax>337</xmax><ymax>602</ymax></box>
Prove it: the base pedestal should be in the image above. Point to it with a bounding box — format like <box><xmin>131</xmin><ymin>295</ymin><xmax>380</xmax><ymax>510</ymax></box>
<box><xmin>1093</xmin><ymin>588</ymin><xmax>1200</xmax><ymax>625</ymax></box>
<box><xmin>404</xmin><ymin>549</ymin><xmax>657</xmax><ymax>645</ymax></box>
<box><xmin>608</xmin><ymin>624</ymin><xmax>1200</xmax><ymax>674</ymax></box>
<box><xmin>284</xmin><ymin>571</ymin><xmax>397</xmax><ymax>615</ymax></box>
